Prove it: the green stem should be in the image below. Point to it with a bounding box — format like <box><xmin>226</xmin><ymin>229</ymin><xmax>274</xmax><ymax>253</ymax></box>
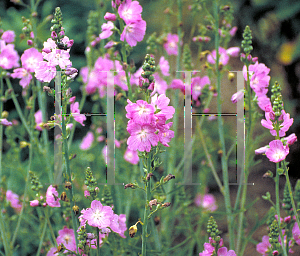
<box><xmin>0</xmin><ymin>72</ymin><xmax>3</xmax><ymax>179</ymax></box>
<box><xmin>213</xmin><ymin>0</ymin><xmax>234</xmax><ymax>249</ymax></box>
<box><xmin>36</xmin><ymin>217</ymin><xmax>47</xmax><ymax>256</ymax></box>
<box><xmin>97</xmin><ymin>227</ymin><xmax>100</xmax><ymax>256</ymax></box>
<box><xmin>275</xmin><ymin>163</ymin><xmax>288</xmax><ymax>256</ymax></box>
<box><xmin>119</xmin><ymin>19</ymin><xmax>132</xmax><ymax>101</ymax></box>
<box><xmin>235</xmin><ymin>61</ymin><xmax>252</xmax><ymax>255</ymax></box>
<box><xmin>0</xmin><ymin>211</ymin><xmax>12</xmax><ymax>256</ymax></box>
<box><xmin>142</xmin><ymin>153</ymin><xmax>152</xmax><ymax>256</ymax></box>
<box><xmin>61</xmin><ymin>102</ymin><xmax>79</xmax><ymax>252</ymax></box>
<box><xmin>283</xmin><ymin>161</ymin><xmax>300</xmax><ymax>234</ymax></box>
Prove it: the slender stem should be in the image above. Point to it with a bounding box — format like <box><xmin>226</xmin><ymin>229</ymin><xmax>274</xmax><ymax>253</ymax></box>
<box><xmin>142</xmin><ymin>152</ymin><xmax>152</xmax><ymax>256</ymax></box>
<box><xmin>97</xmin><ymin>227</ymin><xmax>100</xmax><ymax>256</ymax></box>
<box><xmin>0</xmin><ymin>211</ymin><xmax>12</xmax><ymax>256</ymax></box>
<box><xmin>0</xmin><ymin>72</ymin><xmax>3</xmax><ymax>179</ymax></box>
<box><xmin>36</xmin><ymin>217</ymin><xmax>47</xmax><ymax>256</ymax></box>
<box><xmin>213</xmin><ymin>1</ymin><xmax>234</xmax><ymax>249</ymax></box>
<box><xmin>284</xmin><ymin>161</ymin><xmax>300</xmax><ymax>233</ymax></box>
<box><xmin>235</xmin><ymin>62</ymin><xmax>252</xmax><ymax>255</ymax></box>
<box><xmin>45</xmin><ymin>207</ymin><xmax>57</xmax><ymax>246</ymax></box>
<box><xmin>275</xmin><ymin>163</ymin><xmax>288</xmax><ymax>256</ymax></box>
<box><xmin>119</xmin><ymin>19</ymin><xmax>132</xmax><ymax>101</ymax></box>
<box><xmin>61</xmin><ymin>102</ymin><xmax>79</xmax><ymax>251</ymax></box>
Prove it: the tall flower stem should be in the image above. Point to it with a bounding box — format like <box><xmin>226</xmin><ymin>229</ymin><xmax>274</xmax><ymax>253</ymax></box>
<box><xmin>275</xmin><ymin>163</ymin><xmax>288</xmax><ymax>256</ymax></box>
<box><xmin>118</xmin><ymin>19</ymin><xmax>132</xmax><ymax>101</ymax></box>
<box><xmin>142</xmin><ymin>152</ymin><xmax>152</xmax><ymax>256</ymax></box>
<box><xmin>235</xmin><ymin>62</ymin><xmax>252</xmax><ymax>255</ymax></box>
<box><xmin>61</xmin><ymin>94</ymin><xmax>79</xmax><ymax>252</ymax></box>
<box><xmin>283</xmin><ymin>161</ymin><xmax>300</xmax><ymax>232</ymax></box>
<box><xmin>213</xmin><ymin>0</ymin><xmax>234</xmax><ymax>249</ymax></box>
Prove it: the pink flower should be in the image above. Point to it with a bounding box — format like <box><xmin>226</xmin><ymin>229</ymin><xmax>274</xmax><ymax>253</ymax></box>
<box><xmin>159</xmin><ymin>56</ymin><xmax>170</xmax><ymax>76</ymax></box>
<box><xmin>207</xmin><ymin>47</ymin><xmax>240</xmax><ymax>65</ymax></box>
<box><xmin>104</xmin><ymin>12</ymin><xmax>117</xmax><ymax>21</ymax></box>
<box><xmin>257</xmin><ymin>95</ymin><xmax>272</xmax><ymax>112</ymax></box>
<box><xmin>120</xmin><ymin>19</ymin><xmax>146</xmax><ymax>47</ymax></box>
<box><xmin>47</xmin><ymin>247</ymin><xmax>59</xmax><ymax>256</ymax></box>
<box><xmin>231</xmin><ymin>90</ymin><xmax>244</xmax><ymax>103</ymax></box>
<box><xmin>0</xmin><ymin>41</ymin><xmax>20</xmax><ymax>69</ymax></box>
<box><xmin>21</xmin><ymin>48</ymin><xmax>43</xmax><ymax>72</ymax></box>
<box><xmin>283</xmin><ymin>133</ymin><xmax>297</xmax><ymax>146</ymax></box>
<box><xmin>150</xmin><ymin>73</ymin><xmax>168</xmax><ymax>95</ymax></box>
<box><xmin>80</xmin><ymin>131</ymin><xmax>94</xmax><ymax>150</ymax></box>
<box><xmin>265</xmin><ymin>140</ymin><xmax>289</xmax><ymax>163</ymax></box>
<box><xmin>124</xmin><ymin>147</ymin><xmax>139</xmax><ymax>164</ymax></box>
<box><xmin>125</xmin><ymin>99</ymin><xmax>155</xmax><ymax>125</ymax></box>
<box><xmin>261</xmin><ymin>110</ymin><xmax>293</xmax><ymax>137</ymax></box>
<box><xmin>34</xmin><ymin>110</ymin><xmax>43</xmax><ymax>131</ymax></box>
<box><xmin>46</xmin><ymin>185</ymin><xmax>61</xmax><ymax>207</ymax></box>
<box><xmin>34</xmin><ymin>61</ymin><xmax>56</xmax><ymax>83</ymax></box>
<box><xmin>192</xmin><ymin>76</ymin><xmax>210</xmax><ymax>101</ymax></box>
<box><xmin>157</xmin><ymin>122</ymin><xmax>174</xmax><ymax>147</ymax></box>
<box><xmin>118</xmin><ymin>0</ymin><xmax>143</xmax><ymax>24</ymax></box>
<box><xmin>6</xmin><ymin>190</ymin><xmax>22</xmax><ymax>212</ymax></box>
<box><xmin>11</xmin><ymin>68</ymin><xmax>32</xmax><ymax>88</ymax></box>
<box><xmin>70</xmin><ymin>102</ymin><xmax>86</xmax><ymax>126</ymax></box>
<box><xmin>164</xmin><ymin>34</ymin><xmax>179</xmax><ymax>55</ymax></box>
<box><xmin>56</xmin><ymin>226</ymin><xmax>77</xmax><ymax>253</ymax></box>
<box><xmin>255</xmin><ymin>146</ymin><xmax>269</xmax><ymax>155</ymax></box>
<box><xmin>127</xmin><ymin>122</ymin><xmax>159</xmax><ymax>152</ymax></box>
<box><xmin>1</xmin><ymin>30</ymin><xmax>15</xmax><ymax>43</ymax></box>
<box><xmin>229</xmin><ymin>26</ymin><xmax>238</xmax><ymax>37</ymax></box>
<box><xmin>43</xmin><ymin>49</ymin><xmax>71</xmax><ymax>69</ymax></box>
<box><xmin>99</xmin><ymin>21</ymin><xmax>115</xmax><ymax>39</ymax></box>
<box><xmin>194</xmin><ymin>193</ymin><xmax>217</xmax><ymax>212</ymax></box>
<box><xmin>81</xmin><ymin>200</ymin><xmax>114</xmax><ymax>228</ymax></box>
<box><xmin>292</xmin><ymin>222</ymin><xmax>300</xmax><ymax>245</ymax></box>
<box><xmin>109</xmin><ymin>214</ymin><xmax>127</xmax><ymax>238</ymax></box>
<box><xmin>199</xmin><ymin>243</ymin><xmax>215</xmax><ymax>256</ymax></box>
<box><xmin>30</xmin><ymin>200</ymin><xmax>39</xmax><ymax>207</ymax></box>
<box><xmin>170</xmin><ymin>79</ymin><xmax>185</xmax><ymax>93</ymax></box>
<box><xmin>217</xmin><ymin>247</ymin><xmax>236</xmax><ymax>256</ymax></box>
<box><xmin>0</xmin><ymin>118</ymin><xmax>12</xmax><ymax>126</ymax></box>
<box><xmin>151</xmin><ymin>94</ymin><xmax>175</xmax><ymax>120</ymax></box>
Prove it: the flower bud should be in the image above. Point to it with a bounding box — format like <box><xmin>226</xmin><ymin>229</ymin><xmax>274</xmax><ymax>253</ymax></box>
<box><xmin>104</xmin><ymin>12</ymin><xmax>116</xmax><ymax>21</ymax></box>
<box><xmin>129</xmin><ymin>224</ymin><xmax>138</xmax><ymax>238</ymax></box>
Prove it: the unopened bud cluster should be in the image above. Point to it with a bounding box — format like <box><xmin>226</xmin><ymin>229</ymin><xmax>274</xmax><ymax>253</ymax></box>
<box><xmin>282</xmin><ymin>182</ymin><xmax>292</xmax><ymax>211</ymax></box>
<box><xmin>84</xmin><ymin>167</ymin><xmax>99</xmax><ymax>201</ymax></box>
<box><xmin>241</xmin><ymin>25</ymin><xmax>253</xmax><ymax>54</ymax></box>
<box><xmin>29</xmin><ymin>171</ymin><xmax>43</xmax><ymax>192</ymax></box>
<box><xmin>207</xmin><ymin>216</ymin><xmax>221</xmax><ymax>243</ymax></box>
<box><xmin>294</xmin><ymin>180</ymin><xmax>300</xmax><ymax>210</ymax></box>
<box><xmin>77</xmin><ymin>225</ymin><xmax>90</xmax><ymax>254</ymax></box>
<box><xmin>140</xmin><ymin>54</ymin><xmax>156</xmax><ymax>90</ymax></box>
<box><xmin>269</xmin><ymin>219</ymin><xmax>281</xmax><ymax>251</ymax></box>
<box><xmin>101</xmin><ymin>185</ymin><xmax>113</xmax><ymax>206</ymax></box>
<box><xmin>271</xmin><ymin>81</ymin><xmax>284</xmax><ymax>118</ymax></box>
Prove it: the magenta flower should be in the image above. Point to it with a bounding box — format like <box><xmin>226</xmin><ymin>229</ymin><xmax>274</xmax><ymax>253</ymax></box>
<box><xmin>151</xmin><ymin>94</ymin><xmax>175</xmax><ymax>120</ymax></box>
<box><xmin>194</xmin><ymin>193</ymin><xmax>217</xmax><ymax>212</ymax></box>
<box><xmin>46</xmin><ymin>185</ymin><xmax>60</xmax><ymax>207</ymax></box>
<box><xmin>261</xmin><ymin>110</ymin><xmax>293</xmax><ymax>137</ymax></box>
<box><xmin>104</xmin><ymin>12</ymin><xmax>116</xmax><ymax>21</ymax></box>
<box><xmin>120</xmin><ymin>19</ymin><xmax>146</xmax><ymax>47</ymax></box>
<box><xmin>217</xmin><ymin>247</ymin><xmax>236</xmax><ymax>256</ymax></box>
<box><xmin>81</xmin><ymin>200</ymin><xmax>114</xmax><ymax>228</ymax></box>
<box><xmin>192</xmin><ymin>76</ymin><xmax>210</xmax><ymax>101</ymax></box>
<box><xmin>229</xmin><ymin>26</ymin><xmax>238</xmax><ymax>36</ymax></box>
<box><xmin>0</xmin><ymin>118</ymin><xmax>12</xmax><ymax>126</ymax></box>
<box><xmin>255</xmin><ymin>145</ymin><xmax>269</xmax><ymax>155</ymax></box>
<box><xmin>125</xmin><ymin>99</ymin><xmax>155</xmax><ymax>125</ymax></box>
<box><xmin>34</xmin><ymin>110</ymin><xmax>43</xmax><ymax>131</ymax></box>
<box><xmin>21</xmin><ymin>48</ymin><xmax>43</xmax><ymax>73</ymax></box>
<box><xmin>70</xmin><ymin>102</ymin><xmax>86</xmax><ymax>126</ymax></box>
<box><xmin>293</xmin><ymin>222</ymin><xmax>300</xmax><ymax>245</ymax></box>
<box><xmin>118</xmin><ymin>0</ymin><xmax>143</xmax><ymax>24</ymax></box>
<box><xmin>109</xmin><ymin>214</ymin><xmax>127</xmax><ymax>238</ymax></box>
<box><xmin>80</xmin><ymin>131</ymin><xmax>94</xmax><ymax>150</ymax></box>
<box><xmin>127</xmin><ymin>122</ymin><xmax>159</xmax><ymax>152</ymax></box>
<box><xmin>34</xmin><ymin>61</ymin><xmax>56</xmax><ymax>83</ymax></box>
<box><xmin>99</xmin><ymin>21</ymin><xmax>115</xmax><ymax>39</ymax></box>
<box><xmin>199</xmin><ymin>243</ymin><xmax>215</xmax><ymax>256</ymax></box>
<box><xmin>30</xmin><ymin>200</ymin><xmax>39</xmax><ymax>207</ymax></box>
<box><xmin>283</xmin><ymin>133</ymin><xmax>297</xmax><ymax>146</ymax></box>
<box><xmin>6</xmin><ymin>190</ymin><xmax>22</xmax><ymax>212</ymax></box>
<box><xmin>257</xmin><ymin>95</ymin><xmax>272</xmax><ymax>112</ymax></box>
<box><xmin>278</xmin><ymin>230</ymin><xmax>294</xmax><ymax>253</ymax></box>
<box><xmin>1</xmin><ymin>30</ymin><xmax>15</xmax><ymax>43</ymax></box>
<box><xmin>56</xmin><ymin>226</ymin><xmax>77</xmax><ymax>253</ymax></box>
<box><xmin>150</xmin><ymin>73</ymin><xmax>168</xmax><ymax>95</ymax></box>
<box><xmin>159</xmin><ymin>56</ymin><xmax>170</xmax><ymax>76</ymax></box>
<box><xmin>157</xmin><ymin>122</ymin><xmax>174</xmax><ymax>147</ymax></box>
<box><xmin>0</xmin><ymin>40</ymin><xmax>20</xmax><ymax>69</ymax></box>
<box><xmin>164</xmin><ymin>34</ymin><xmax>180</xmax><ymax>55</ymax></box>
<box><xmin>231</xmin><ymin>90</ymin><xmax>244</xmax><ymax>103</ymax></box>
<box><xmin>43</xmin><ymin>49</ymin><xmax>71</xmax><ymax>69</ymax></box>
<box><xmin>207</xmin><ymin>47</ymin><xmax>239</xmax><ymax>65</ymax></box>
<box><xmin>11</xmin><ymin>68</ymin><xmax>32</xmax><ymax>88</ymax></box>
<box><xmin>170</xmin><ymin>79</ymin><xmax>185</xmax><ymax>93</ymax></box>
<box><xmin>265</xmin><ymin>140</ymin><xmax>289</xmax><ymax>163</ymax></box>
<box><xmin>124</xmin><ymin>147</ymin><xmax>139</xmax><ymax>165</ymax></box>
